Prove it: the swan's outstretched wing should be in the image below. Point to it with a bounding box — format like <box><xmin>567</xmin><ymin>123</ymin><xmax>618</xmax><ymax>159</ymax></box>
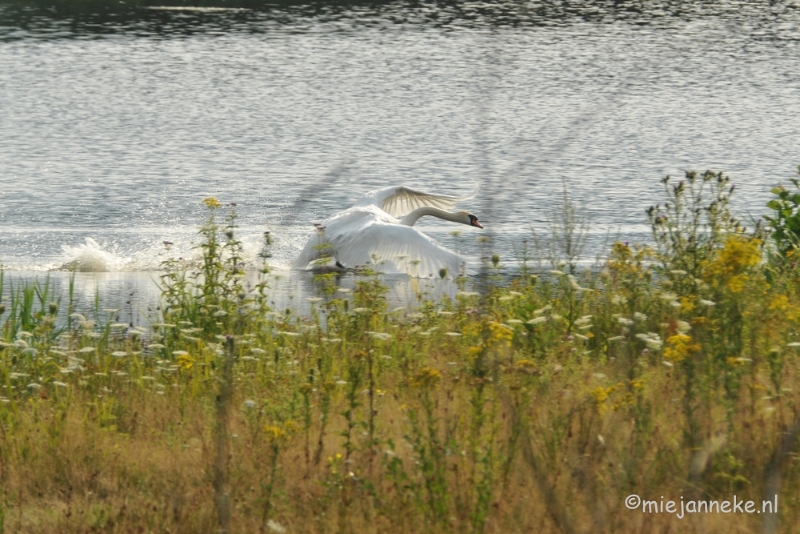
<box><xmin>353</xmin><ymin>185</ymin><xmax>478</xmax><ymax>218</ymax></box>
<box><xmin>334</xmin><ymin>221</ymin><xmax>466</xmax><ymax>278</ymax></box>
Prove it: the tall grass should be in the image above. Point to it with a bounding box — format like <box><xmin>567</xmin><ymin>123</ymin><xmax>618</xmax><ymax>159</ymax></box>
<box><xmin>2</xmin><ymin>173</ymin><xmax>800</xmax><ymax>533</ymax></box>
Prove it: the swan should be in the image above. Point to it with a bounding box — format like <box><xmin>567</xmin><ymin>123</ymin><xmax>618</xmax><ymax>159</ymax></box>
<box><xmin>292</xmin><ymin>185</ymin><xmax>483</xmax><ymax>277</ymax></box>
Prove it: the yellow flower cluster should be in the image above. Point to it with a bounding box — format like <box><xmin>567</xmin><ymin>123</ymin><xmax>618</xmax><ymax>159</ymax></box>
<box><xmin>769</xmin><ymin>294</ymin><xmax>800</xmax><ymax>321</ymax></box>
<box><xmin>411</xmin><ymin>367</ymin><xmax>442</xmax><ymax>388</ymax></box>
<box><xmin>488</xmin><ymin>322</ymin><xmax>514</xmax><ymax>347</ymax></box>
<box><xmin>592</xmin><ymin>385</ymin><xmax>616</xmax><ymax>415</ymax></box>
<box><xmin>702</xmin><ymin>236</ymin><xmax>761</xmax><ymax>294</ymax></box>
<box><xmin>176</xmin><ymin>354</ymin><xmax>195</xmax><ymax>370</ymax></box>
<box><xmin>202</xmin><ymin>197</ymin><xmax>221</xmax><ymax>209</ymax></box>
<box><xmin>663</xmin><ymin>334</ymin><xmax>699</xmax><ymax>363</ymax></box>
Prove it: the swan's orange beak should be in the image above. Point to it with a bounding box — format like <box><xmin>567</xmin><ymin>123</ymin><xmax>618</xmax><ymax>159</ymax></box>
<box><xmin>471</xmin><ymin>219</ymin><xmax>484</xmax><ymax>229</ymax></box>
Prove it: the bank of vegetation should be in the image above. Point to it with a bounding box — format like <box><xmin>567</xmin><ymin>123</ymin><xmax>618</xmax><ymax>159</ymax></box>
<box><xmin>2</xmin><ymin>169</ymin><xmax>800</xmax><ymax>533</ymax></box>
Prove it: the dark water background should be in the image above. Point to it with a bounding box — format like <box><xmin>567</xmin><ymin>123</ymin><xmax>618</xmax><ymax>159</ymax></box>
<box><xmin>1</xmin><ymin>0</ymin><xmax>799</xmax><ymax>316</ymax></box>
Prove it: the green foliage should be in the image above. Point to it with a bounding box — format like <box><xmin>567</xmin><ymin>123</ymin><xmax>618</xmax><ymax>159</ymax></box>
<box><xmin>765</xmin><ymin>168</ymin><xmax>800</xmax><ymax>259</ymax></box>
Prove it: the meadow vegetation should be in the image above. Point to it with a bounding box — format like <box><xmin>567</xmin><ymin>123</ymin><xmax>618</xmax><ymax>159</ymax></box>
<box><xmin>2</xmin><ymin>170</ymin><xmax>800</xmax><ymax>533</ymax></box>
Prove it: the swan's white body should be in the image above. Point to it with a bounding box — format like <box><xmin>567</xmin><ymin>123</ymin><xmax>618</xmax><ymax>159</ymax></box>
<box><xmin>292</xmin><ymin>185</ymin><xmax>481</xmax><ymax>278</ymax></box>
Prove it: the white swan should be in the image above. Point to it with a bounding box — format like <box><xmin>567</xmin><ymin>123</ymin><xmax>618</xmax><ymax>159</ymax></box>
<box><xmin>292</xmin><ymin>185</ymin><xmax>483</xmax><ymax>277</ymax></box>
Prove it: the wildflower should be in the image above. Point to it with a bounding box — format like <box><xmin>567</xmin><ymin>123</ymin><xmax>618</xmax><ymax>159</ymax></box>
<box><xmin>78</xmin><ymin>346</ymin><xmax>96</xmax><ymax>353</ymax></box>
<box><xmin>306</xmin><ymin>297</ymin><xmax>323</xmax><ymax>303</ymax></box>
<box><xmin>27</xmin><ymin>383</ymin><xmax>42</xmax><ymax>390</ymax></box>
<box><xmin>549</xmin><ymin>270</ymin><xmax>565</xmax><ymax>276</ymax></box>
<box><xmin>788</xmin><ymin>342</ymin><xmax>800</xmax><ymax>348</ymax></box>
<box><xmin>676</xmin><ymin>320</ymin><xmax>691</xmax><ymax>334</ymax></box>
<box><xmin>176</xmin><ymin>354</ymin><xmax>195</xmax><ymax>370</ymax></box>
<box><xmin>111</xmin><ymin>323</ymin><xmax>129</xmax><ymax>329</ymax></box>
<box><xmin>618</xmin><ymin>317</ymin><xmax>634</xmax><ymax>326</ymax></box>
<box><xmin>612</xmin><ymin>295</ymin><xmax>627</xmax><ymax>305</ymax></box>
<box><xmin>202</xmin><ymin>197</ymin><xmax>221</xmax><ymax>209</ymax></box>
<box><xmin>634</xmin><ymin>312</ymin><xmax>647</xmax><ymax>321</ymax></box>
<box><xmin>663</xmin><ymin>334</ymin><xmax>695</xmax><ymax>362</ymax></box>
<box><xmin>527</xmin><ymin>316</ymin><xmax>547</xmax><ymax>325</ymax></box>
<box><xmin>507</xmin><ymin>319</ymin><xmax>523</xmax><ymax>325</ymax></box>
<box><xmin>279</xmin><ymin>332</ymin><xmax>300</xmax><ymax>337</ymax></box>
<box><xmin>267</xmin><ymin>519</ymin><xmax>287</xmax><ymax>534</ymax></box>
<box><xmin>574</xmin><ymin>333</ymin><xmax>589</xmax><ymax>341</ymax></box>
<box><xmin>591</xmin><ymin>386</ymin><xmax>614</xmax><ymax>415</ymax></box>
<box><xmin>488</xmin><ymin>322</ymin><xmax>514</xmax><ymax>346</ymax></box>
<box><xmin>699</xmin><ymin>299</ymin><xmax>716</xmax><ymax>307</ymax></box>
<box><xmin>574</xmin><ymin>315</ymin><xmax>593</xmax><ymax>326</ymax></box>
<box><xmin>534</xmin><ymin>305</ymin><xmax>552</xmax><ymax>315</ymax></box>
<box><xmin>662</xmin><ymin>361</ymin><xmax>674</xmax><ymax>367</ymax></box>
<box><xmin>702</xmin><ymin>235</ymin><xmax>761</xmax><ymax>293</ymax></box>
<box><xmin>567</xmin><ymin>275</ymin><xmax>582</xmax><ymax>290</ymax></box>
<box><xmin>498</xmin><ymin>296</ymin><xmax>514</xmax><ymax>302</ymax></box>
<box><xmin>337</xmin><ymin>288</ymin><xmax>352</xmax><ymax>294</ymax></box>
<box><xmin>52</xmin><ymin>381</ymin><xmax>68</xmax><ymax>388</ymax></box>
<box><xmin>352</xmin><ymin>308</ymin><xmax>369</xmax><ymax>313</ymax></box>
<box><xmin>411</xmin><ymin>367</ymin><xmax>442</xmax><ymax>388</ymax></box>
<box><xmin>608</xmin><ymin>336</ymin><xmax>624</xmax><ymax>342</ymax></box>
<box><xmin>367</xmin><ymin>332</ymin><xmax>392</xmax><ymax>341</ymax></box>
<box><xmin>437</xmin><ymin>311</ymin><xmax>455</xmax><ymax>316</ymax></box>
<box><xmin>264</xmin><ymin>425</ymin><xmax>286</xmax><ymax>440</ymax></box>
<box><xmin>112</xmin><ymin>351</ymin><xmax>127</xmax><ymax>358</ymax></box>
<box><xmin>446</xmin><ymin>332</ymin><xmax>462</xmax><ymax>337</ymax></box>
<box><xmin>457</xmin><ymin>291</ymin><xmax>480</xmax><ymax>298</ymax></box>
<box><xmin>243</xmin><ymin>399</ymin><xmax>257</xmax><ymax>409</ymax></box>
<box><xmin>148</xmin><ymin>343</ymin><xmax>165</xmax><ymax>349</ymax></box>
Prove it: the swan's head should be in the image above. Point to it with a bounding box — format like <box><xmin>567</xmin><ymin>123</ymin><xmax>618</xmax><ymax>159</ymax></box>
<box><xmin>458</xmin><ymin>211</ymin><xmax>484</xmax><ymax>229</ymax></box>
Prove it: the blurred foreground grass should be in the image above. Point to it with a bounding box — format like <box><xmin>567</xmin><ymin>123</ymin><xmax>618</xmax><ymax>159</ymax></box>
<box><xmin>2</xmin><ymin>170</ymin><xmax>800</xmax><ymax>533</ymax></box>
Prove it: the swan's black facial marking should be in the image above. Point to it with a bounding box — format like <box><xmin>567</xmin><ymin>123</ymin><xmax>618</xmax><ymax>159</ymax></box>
<box><xmin>469</xmin><ymin>214</ymin><xmax>484</xmax><ymax>229</ymax></box>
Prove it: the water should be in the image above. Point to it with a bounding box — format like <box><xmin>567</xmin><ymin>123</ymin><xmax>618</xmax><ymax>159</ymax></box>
<box><xmin>1</xmin><ymin>0</ymin><xmax>799</xmax><ymax>307</ymax></box>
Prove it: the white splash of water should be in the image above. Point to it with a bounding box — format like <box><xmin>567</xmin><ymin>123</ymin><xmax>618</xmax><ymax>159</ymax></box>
<box><xmin>60</xmin><ymin>238</ymin><xmax>132</xmax><ymax>272</ymax></box>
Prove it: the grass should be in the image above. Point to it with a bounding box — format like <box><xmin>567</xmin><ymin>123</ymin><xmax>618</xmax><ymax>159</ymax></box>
<box><xmin>2</xmin><ymin>172</ymin><xmax>800</xmax><ymax>533</ymax></box>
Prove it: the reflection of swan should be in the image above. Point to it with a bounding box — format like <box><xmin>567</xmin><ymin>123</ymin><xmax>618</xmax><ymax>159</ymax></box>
<box><xmin>292</xmin><ymin>186</ymin><xmax>483</xmax><ymax>277</ymax></box>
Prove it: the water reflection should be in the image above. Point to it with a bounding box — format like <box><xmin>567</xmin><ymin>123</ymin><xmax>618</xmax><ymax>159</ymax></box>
<box><xmin>1</xmin><ymin>269</ymin><xmax>470</xmax><ymax>326</ymax></box>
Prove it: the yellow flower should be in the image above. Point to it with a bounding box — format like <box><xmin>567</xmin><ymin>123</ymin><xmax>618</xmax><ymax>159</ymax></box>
<box><xmin>591</xmin><ymin>386</ymin><xmax>615</xmax><ymax>415</ymax></box>
<box><xmin>202</xmin><ymin>197</ymin><xmax>221</xmax><ymax>209</ymax></box>
<box><xmin>769</xmin><ymin>294</ymin><xmax>790</xmax><ymax>311</ymax></box>
<box><xmin>489</xmin><ymin>322</ymin><xmax>514</xmax><ymax>346</ymax></box>
<box><xmin>411</xmin><ymin>367</ymin><xmax>442</xmax><ymax>388</ymax></box>
<box><xmin>663</xmin><ymin>334</ymin><xmax>700</xmax><ymax>362</ymax></box>
<box><xmin>702</xmin><ymin>236</ymin><xmax>761</xmax><ymax>294</ymax></box>
<box><xmin>264</xmin><ymin>425</ymin><xmax>286</xmax><ymax>440</ymax></box>
<box><xmin>176</xmin><ymin>354</ymin><xmax>195</xmax><ymax>370</ymax></box>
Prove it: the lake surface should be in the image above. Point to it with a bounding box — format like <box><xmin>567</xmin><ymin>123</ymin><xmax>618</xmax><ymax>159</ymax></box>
<box><xmin>1</xmin><ymin>0</ymin><xmax>799</xmax><ymax>310</ymax></box>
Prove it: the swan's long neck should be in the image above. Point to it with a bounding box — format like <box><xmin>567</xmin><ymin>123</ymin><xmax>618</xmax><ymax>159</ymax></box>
<box><xmin>399</xmin><ymin>207</ymin><xmax>462</xmax><ymax>226</ymax></box>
